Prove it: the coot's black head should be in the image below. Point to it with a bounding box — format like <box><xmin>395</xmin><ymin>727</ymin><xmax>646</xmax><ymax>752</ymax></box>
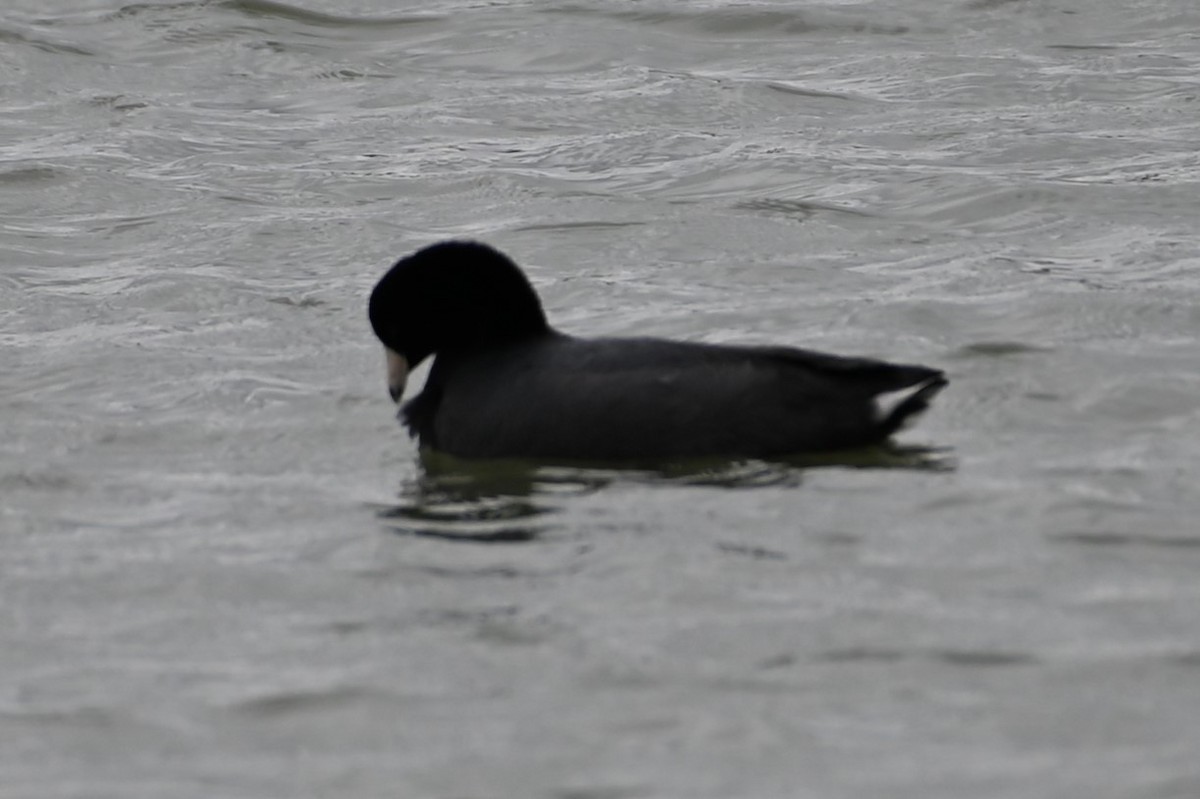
<box><xmin>368</xmin><ymin>240</ymin><xmax>550</xmax><ymax>402</ymax></box>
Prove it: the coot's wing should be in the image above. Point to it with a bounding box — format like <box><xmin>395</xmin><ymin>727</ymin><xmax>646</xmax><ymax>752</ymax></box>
<box><xmin>758</xmin><ymin>345</ymin><xmax>945</xmax><ymax>392</ymax></box>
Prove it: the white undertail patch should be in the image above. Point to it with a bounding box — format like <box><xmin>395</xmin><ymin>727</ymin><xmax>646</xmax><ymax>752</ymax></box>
<box><xmin>874</xmin><ymin>379</ymin><xmax>938</xmax><ymax>430</ymax></box>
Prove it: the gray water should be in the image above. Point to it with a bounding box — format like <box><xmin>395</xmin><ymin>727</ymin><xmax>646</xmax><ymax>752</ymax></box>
<box><xmin>4</xmin><ymin>1</ymin><xmax>1200</xmax><ymax>797</ymax></box>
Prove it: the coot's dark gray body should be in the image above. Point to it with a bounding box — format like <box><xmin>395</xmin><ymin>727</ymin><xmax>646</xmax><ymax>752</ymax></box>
<box><xmin>369</xmin><ymin>241</ymin><xmax>946</xmax><ymax>461</ymax></box>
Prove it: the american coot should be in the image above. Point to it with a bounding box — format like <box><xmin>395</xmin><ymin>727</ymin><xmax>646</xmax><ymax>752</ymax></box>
<box><xmin>368</xmin><ymin>241</ymin><xmax>947</xmax><ymax>461</ymax></box>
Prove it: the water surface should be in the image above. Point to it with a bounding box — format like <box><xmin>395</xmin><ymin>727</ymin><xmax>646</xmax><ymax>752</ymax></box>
<box><xmin>4</xmin><ymin>1</ymin><xmax>1200</xmax><ymax>797</ymax></box>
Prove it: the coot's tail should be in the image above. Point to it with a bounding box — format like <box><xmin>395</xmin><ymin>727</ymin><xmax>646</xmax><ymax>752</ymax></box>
<box><xmin>875</xmin><ymin>373</ymin><xmax>948</xmax><ymax>438</ymax></box>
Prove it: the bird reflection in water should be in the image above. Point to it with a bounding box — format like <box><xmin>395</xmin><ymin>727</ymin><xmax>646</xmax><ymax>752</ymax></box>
<box><xmin>377</xmin><ymin>445</ymin><xmax>952</xmax><ymax>543</ymax></box>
